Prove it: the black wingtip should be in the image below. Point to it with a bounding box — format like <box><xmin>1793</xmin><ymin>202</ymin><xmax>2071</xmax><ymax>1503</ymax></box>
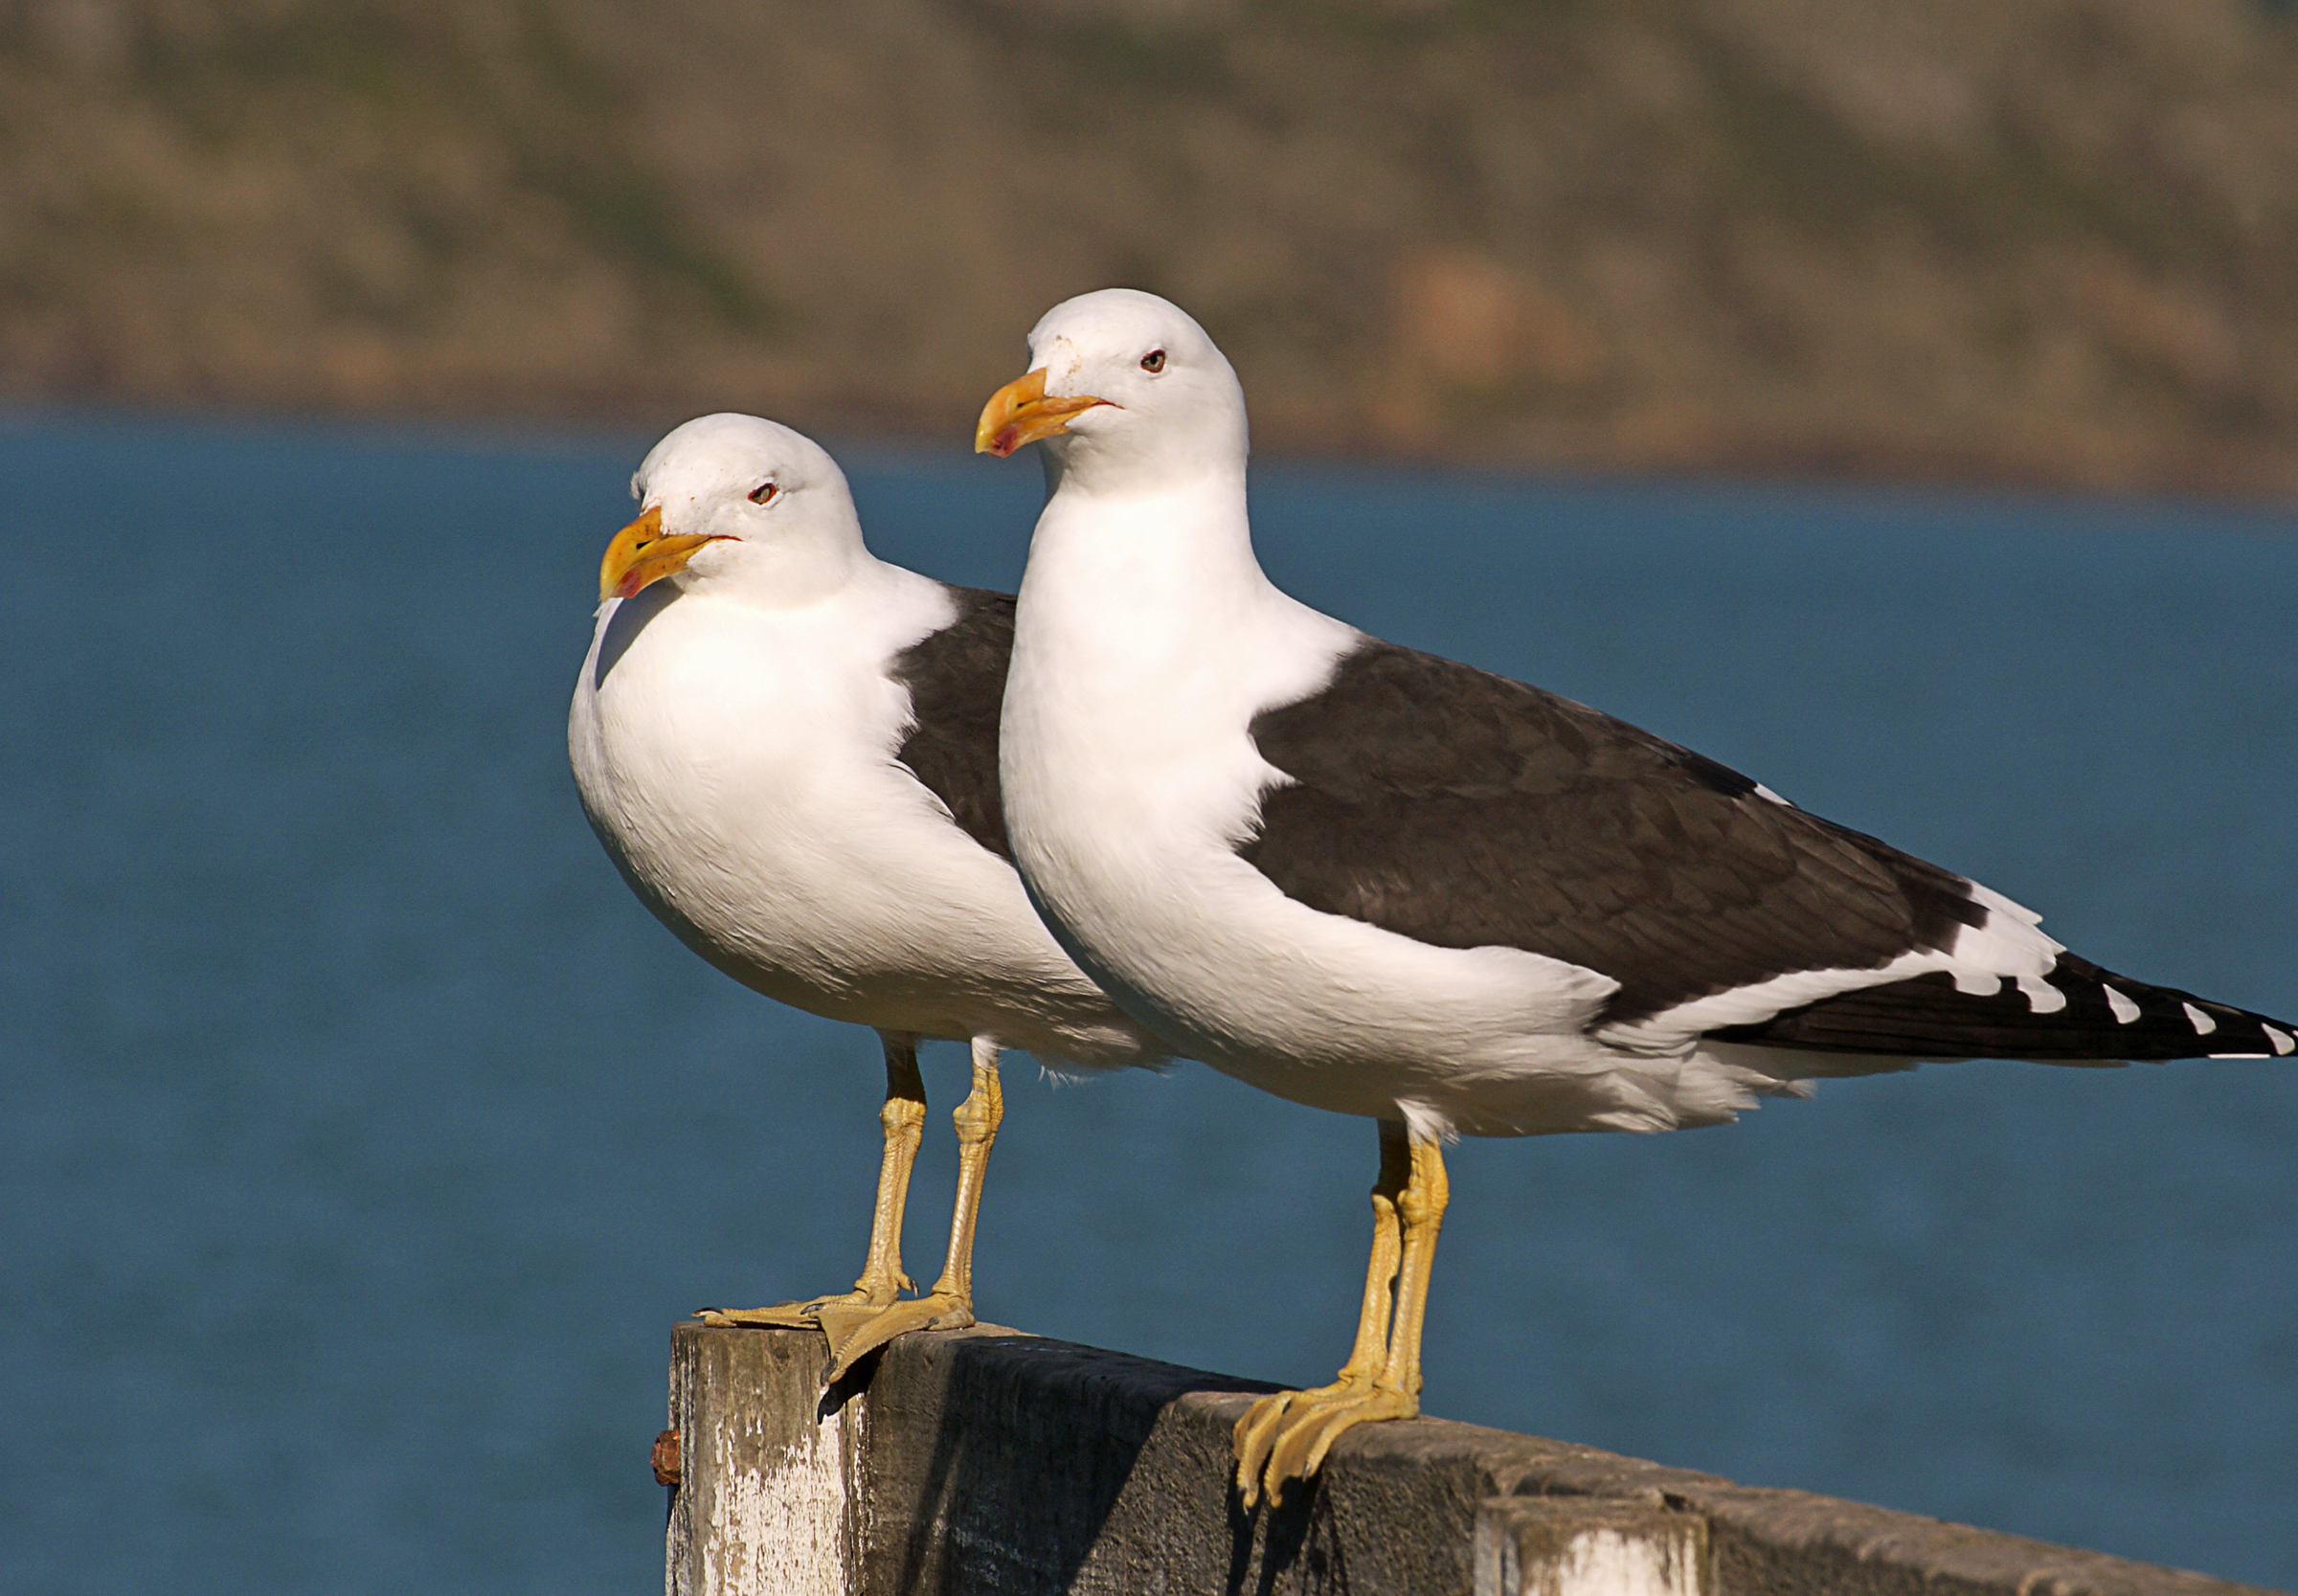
<box><xmin>1715</xmin><ymin>952</ymin><xmax>2298</xmax><ymax>1065</ymax></box>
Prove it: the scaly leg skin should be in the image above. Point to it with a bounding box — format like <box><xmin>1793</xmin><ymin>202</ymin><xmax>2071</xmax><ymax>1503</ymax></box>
<box><xmin>698</xmin><ymin>1034</ymin><xmax>927</xmax><ymax>1328</ymax></box>
<box><xmin>1234</xmin><ymin>1121</ymin><xmax>1408</xmax><ymax>1502</ymax></box>
<box><xmin>1242</xmin><ymin>1126</ymin><xmax>1449</xmax><ymax>1507</ymax></box>
<box><xmin>821</xmin><ymin>1037</ymin><xmax>1004</xmax><ymax>1381</ymax></box>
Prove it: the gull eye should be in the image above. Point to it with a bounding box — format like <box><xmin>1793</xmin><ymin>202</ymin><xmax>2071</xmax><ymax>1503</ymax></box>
<box><xmin>748</xmin><ymin>481</ymin><xmax>778</xmax><ymax>506</ymax></box>
<box><xmin>1140</xmin><ymin>349</ymin><xmax>1166</xmax><ymax>373</ymax></box>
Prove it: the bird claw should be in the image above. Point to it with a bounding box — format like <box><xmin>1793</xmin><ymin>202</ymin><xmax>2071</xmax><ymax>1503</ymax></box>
<box><xmin>1233</xmin><ymin>1386</ymin><xmax>1316</xmax><ymax>1500</ymax></box>
<box><xmin>819</xmin><ymin>1291</ymin><xmax>976</xmax><ymax>1382</ymax></box>
<box><xmin>1233</xmin><ymin>1380</ymin><xmax>1413</xmax><ymax>1507</ymax></box>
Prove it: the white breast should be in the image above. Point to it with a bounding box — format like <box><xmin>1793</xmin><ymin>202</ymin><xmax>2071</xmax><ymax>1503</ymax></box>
<box><xmin>569</xmin><ymin>561</ymin><xmax>1151</xmax><ymax>1068</ymax></box>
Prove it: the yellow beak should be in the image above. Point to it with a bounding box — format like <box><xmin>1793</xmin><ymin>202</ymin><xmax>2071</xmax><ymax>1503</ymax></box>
<box><xmin>597</xmin><ymin>505</ymin><xmax>731</xmax><ymax>602</ymax></box>
<box><xmin>974</xmin><ymin>369</ymin><xmax>1110</xmax><ymax>457</ymax></box>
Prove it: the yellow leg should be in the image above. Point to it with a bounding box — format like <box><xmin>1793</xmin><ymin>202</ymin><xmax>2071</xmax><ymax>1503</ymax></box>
<box><xmin>1240</xmin><ymin>1124</ymin><xmax>1448</xmax><ymax>1507</ymax></box>
<box><xmin>1381</xmin><ymin>1136</ymin><xmax>1448</xmax><ymax>1401</ymax></box>
<box><xmin>1234</xmin><ymin>1120</ymin><xmax>1407</xmax><ymax>1497</ymax></box>
<box><xmin>698</xmin><ymin>1034</ymin><xmax>927</xmax><ymax>1328</ymax></box>
<box><xmin>850</xmin><ymin>1039</ymin><xmax>931</xmax><ymax>1301</ymax></box>
<box><xmin>929</xmin><ymin>1035</ymin><xmax>1005</xmax><ymax>1304</ymax></box>
<box><xmin>820</xmin><ymin>1037</ymin><xmax>1003</xmax><ymax>1381</ymax></box>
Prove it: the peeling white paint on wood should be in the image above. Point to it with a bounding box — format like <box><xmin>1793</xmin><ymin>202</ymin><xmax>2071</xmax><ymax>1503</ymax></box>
<box><xmin>1542</xmin><ymin>1525</ymin><xmax>1701</xmax><ymax>1596</ymax></box>
<box><xmin>1476</xmin><ymin>1500</ymin><xmax>1707</xmax><ymax>1596</ymax></box>
<box><xmin>700</xmin><ymin>1400</ymin><xmax>857</xmax><ymax>1596</ymax></box>
<box><xmin>668</xmin><ymin>1327</ymin><xmax>865</xmax><ymax>1596</ymax></box>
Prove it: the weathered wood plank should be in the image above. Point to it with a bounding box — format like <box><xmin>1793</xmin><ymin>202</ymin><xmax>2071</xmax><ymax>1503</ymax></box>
<box><xmin>661</xmin><ymin>1320</ymin><xmax>2286</xmax><ymax>1596</ymax></box>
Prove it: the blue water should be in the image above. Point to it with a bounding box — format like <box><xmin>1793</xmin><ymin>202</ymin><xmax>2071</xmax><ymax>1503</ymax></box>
<box><xmin>4</xmin><ymin>414</ymin><xmax>2294</xmax><ymax>1593</ymax></box>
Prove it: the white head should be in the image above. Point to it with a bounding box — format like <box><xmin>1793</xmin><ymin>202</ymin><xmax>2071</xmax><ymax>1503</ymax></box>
<box><xmin>597</xmin><ymin>413</ymin><xmax>867</xmax><ymax>608</ymax></box>
<box><xmin>975</xmin><ymin>289</ymin><xmax>1248</xmax><ymax>494</ymax></box>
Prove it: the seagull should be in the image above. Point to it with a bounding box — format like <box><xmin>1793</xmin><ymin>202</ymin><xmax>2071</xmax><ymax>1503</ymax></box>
<box><xmin>568</xmin><ymin>412</ymin><xmax>1161</xmax><ymax>1378</ymax></box>
<box><xmin>976</xmin><ymin>288</ymin><xmax>2298</xmax><ymax>1505</ymax></box>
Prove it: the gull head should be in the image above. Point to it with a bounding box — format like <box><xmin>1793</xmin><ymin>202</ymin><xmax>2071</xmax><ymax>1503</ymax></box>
<box><xmin>599</xmin><ymin>413</ymin><xmax>865</xmax><ymax>605</ymax></box>
<box><xmin>975</xmin><ymin>288</ymin><xmax>1247</xmax><ymax>489</ymax></box>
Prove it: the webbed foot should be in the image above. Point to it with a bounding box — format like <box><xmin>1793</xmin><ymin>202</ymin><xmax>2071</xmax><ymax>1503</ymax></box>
<box><xmin>1246</xmin><ymin>1384</ymin><xmax>1416</xmax><ymax>1504</ymax></box>
<box><xmin>694</xmin><ymin>1282</ymin><xmax>904</xmax><ymax>1329</ymax></box>
<box><xmin>820</xmin><ymin>1291</ymin><xmax>977</xmax><ymax>1382</ymax></box>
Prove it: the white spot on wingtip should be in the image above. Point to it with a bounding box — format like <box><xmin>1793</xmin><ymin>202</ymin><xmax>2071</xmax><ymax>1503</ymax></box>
<box><xmin>1753</xmin><ymin>783</ymin><xmax>1793</xmax><ymax>807</ymax></box>
<box><xmin>2016</xmin><ymin>974</ymin><xmax>2067</xmax><ymax>1015</ymax></box>
<box><xmin>2265</xmin><ymin>1026</ymin><xmax>2295</xmax><ymax>1056</ymax></box>
<box><xmin>2182</xmin><ymin>1002</ymin><xmax>2217</xmax><ymax>1036</ymax></box>
<box><xmin>1965</xmin><ymin>880</ymin><xmax>2047</xmax><ymax>930</ymax></box>
<box><xmin>2104</xmin><ymin>986</ymin><xmax>2141</xmax><ymax>1024</ymax></box>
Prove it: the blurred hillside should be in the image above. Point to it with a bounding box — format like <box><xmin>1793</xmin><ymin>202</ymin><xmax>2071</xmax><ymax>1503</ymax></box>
<box><xmin>3</xmin><ymin>0</ymin><xmax>2296</xmax><ymax>491</ymax></box>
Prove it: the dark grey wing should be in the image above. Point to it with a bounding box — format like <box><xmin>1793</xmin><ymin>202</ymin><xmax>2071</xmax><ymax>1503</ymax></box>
<box><xmin>1242</xmin><ymin>640</ymin><xmax>2298</xmax><ymax>1061</ymax></box>
<box><xmin>890</xmin><ymin>587</ymin><xmax>1015</xmax><ymax>862</ymax></box>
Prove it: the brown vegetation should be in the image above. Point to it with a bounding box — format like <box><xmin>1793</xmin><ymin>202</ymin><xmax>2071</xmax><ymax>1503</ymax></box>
<box><xmin>2</xmin><ymin>0</ymin><xmax>2295</xmax><ymax>491</ymax></box>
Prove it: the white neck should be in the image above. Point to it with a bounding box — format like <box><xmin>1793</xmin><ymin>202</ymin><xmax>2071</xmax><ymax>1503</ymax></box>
<box><xmin>1033</xmin><ymin>453</ymin><xmax>1264</xmax><ymax>596</ymax></box>
<box><xmin>1012</xmin><ymin>466</ymin><xmax>1305</xmax><ymax>728</ymax></box>
<box><xmin>1003</xmin><ymin>454</ymin><xmax>1356</xmax><ymax>837</ymax></box>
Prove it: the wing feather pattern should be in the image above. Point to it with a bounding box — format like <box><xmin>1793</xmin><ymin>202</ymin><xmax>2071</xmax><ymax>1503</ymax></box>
<box><xmin>1243</xmin><ymin>641</ymin><xmax>2298</xmax><ymax>1062</ymax></box>
<box><xmin>1723</xmin><ymin>955</ymin><xmax>2297</xmax><ymax>1062</ymax></box>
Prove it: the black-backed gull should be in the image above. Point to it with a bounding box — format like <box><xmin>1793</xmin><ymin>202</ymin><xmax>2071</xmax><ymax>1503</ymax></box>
<box><xmin>977</xmin><ymin>289</ymin><xmax>2297</xmax><ymax>1504</ymax></box>
<box><xmin>569</xmin><ymin>413</ymin><xmax>1161</xmax><ymax>1377</ymax></box>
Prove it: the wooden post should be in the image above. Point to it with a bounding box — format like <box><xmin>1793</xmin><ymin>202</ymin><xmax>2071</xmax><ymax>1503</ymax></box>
<box><xmin>657</xmin><ymin>1319</ymin><xmax>2283</xmax><ymax>1596</ymax></box>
